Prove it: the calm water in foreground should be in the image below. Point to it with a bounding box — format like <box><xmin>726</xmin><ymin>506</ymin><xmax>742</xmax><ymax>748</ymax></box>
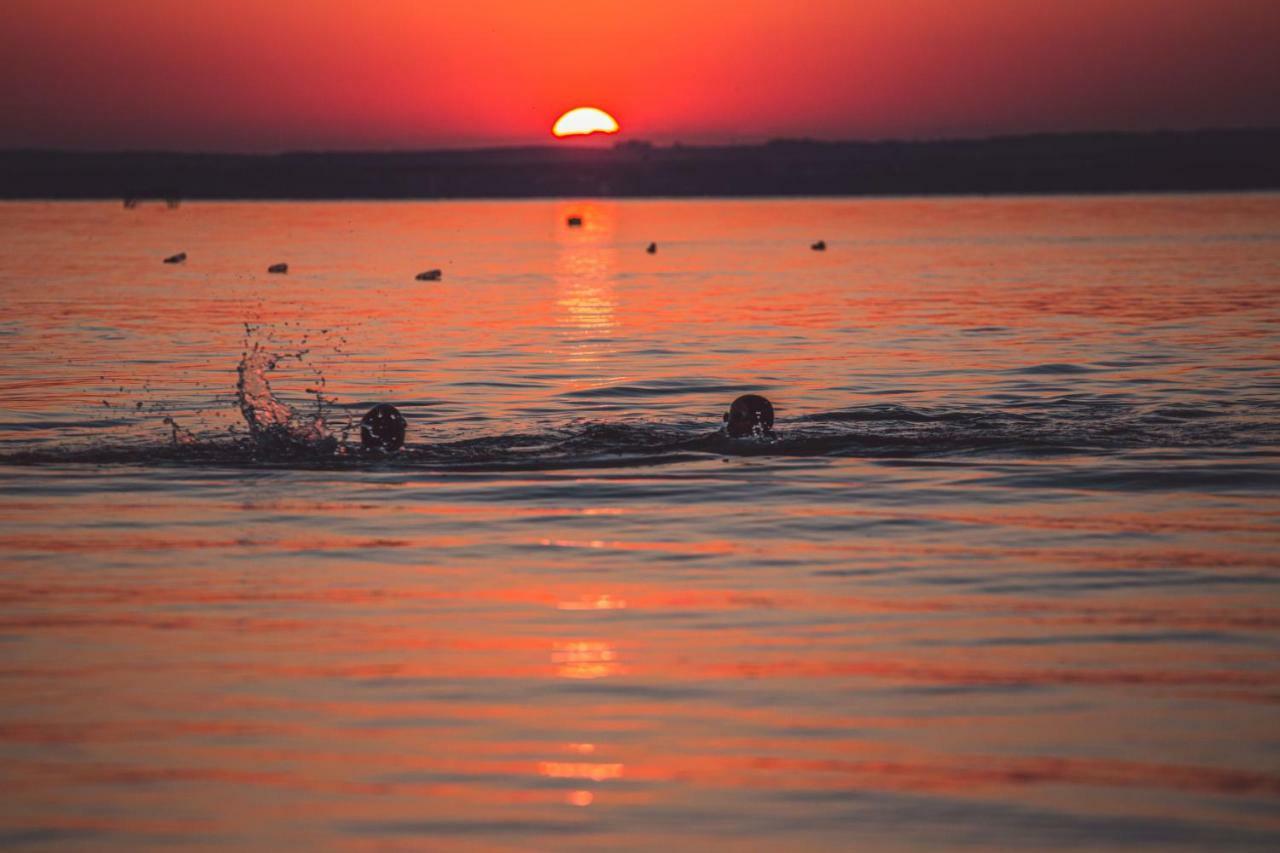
<box><xmin>1</xmin><ymin>196</ymin><xmax>1278</xmax><ymax>850</ymax></box>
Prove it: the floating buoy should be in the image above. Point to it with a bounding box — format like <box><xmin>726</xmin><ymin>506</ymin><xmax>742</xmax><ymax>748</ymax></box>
<box><xmin>163</xmin><ymin>252</ymin><xmax>187</xmax><ymax>264</ymax></box>
<box><xmin>361</xmin><ymin>403</ymin><xmax>406</xmax><ymax>452</ymax></box>
<box><xmin>724</xmin><ymin>394</ymin><xmax>775</xmax><ymax>438</ymax></box>
<box><xmin>810</xmin><ymin>240</ymin><xmax>826</xmax><ymax>251</ymax></box>
<box><xmin>415</xmin><ymin>269</ymin><xmax>442</xmax><ymax>281</ymax></box>
<box><xmin>646</xmin><ymin>242</ymin><xmax>657</xmax><ymax>254</ymax></box>
<box><xmin>267</xmin><ymin>263</ymin><xmax>288</xmax><ymax>274</ymax></box>
<box><xmin>566</xmin><ymin>216</ymin><xmax>583</xmax><ymax>227</ymax></box>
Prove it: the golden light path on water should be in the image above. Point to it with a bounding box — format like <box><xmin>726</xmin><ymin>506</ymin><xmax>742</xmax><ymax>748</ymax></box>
<box><xmin>555</xmin><ymin>201</ymin><xmax>620</xmax><ymax>371</ymax></box>
<box><xmin>0</xmin><ymin>196</ymin><xmax>1278</xmax><ymax>848</ymax></box>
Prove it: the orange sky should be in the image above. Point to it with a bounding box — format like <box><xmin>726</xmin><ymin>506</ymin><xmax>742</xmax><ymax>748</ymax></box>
<box><xmin>2</xmin><ymin>0</ymin><xmax>1278</xmax><ymax>151</ymax></box>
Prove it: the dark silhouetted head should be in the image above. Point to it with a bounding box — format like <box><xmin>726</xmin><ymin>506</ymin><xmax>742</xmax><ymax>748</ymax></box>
<box><xmin>724</xmin><ymin>394</ymin><xmax>774</xmax><ymax>438</ymax></box>
<box><xmin>361</xmin><ymin>404</ymin><xmax>406</xmax><ymax>452</ymax></box>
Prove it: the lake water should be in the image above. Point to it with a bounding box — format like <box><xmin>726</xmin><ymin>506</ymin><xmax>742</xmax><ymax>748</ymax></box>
<box><xmin>1</xmin><ymin>195</ymin><xmax>1278</xmax><ymax>850</ymax></box>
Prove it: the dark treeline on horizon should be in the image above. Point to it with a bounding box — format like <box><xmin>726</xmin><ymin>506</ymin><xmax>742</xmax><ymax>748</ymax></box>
<box><xmin>2</xmin><ymin>129</ymin><xmax>1278</xmax><ymax>200</ymax></box>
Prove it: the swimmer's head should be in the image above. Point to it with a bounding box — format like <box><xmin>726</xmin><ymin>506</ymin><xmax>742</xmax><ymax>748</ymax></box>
<box><xmin>724</xmin><ymin>394</ymin><xmax>774</xmax><ymax>438</ymax></box>
<box><xmin>360</xmin><ymin>404</ymin><xmax>406</xmax><ymax>452</ymax></box>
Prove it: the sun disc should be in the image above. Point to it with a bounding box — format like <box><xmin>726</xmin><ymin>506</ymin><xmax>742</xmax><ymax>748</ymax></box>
<box><xmin>553</xmin><ymin>107</ymin><xmax>619</xmax><ymax>138</ymax></box>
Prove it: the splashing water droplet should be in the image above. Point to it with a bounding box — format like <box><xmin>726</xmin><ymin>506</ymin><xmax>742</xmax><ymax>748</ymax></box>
<box><xmin>235</xmin><ymin>340</ymin><xmax>338</xmax><ymax>456</ymax></box>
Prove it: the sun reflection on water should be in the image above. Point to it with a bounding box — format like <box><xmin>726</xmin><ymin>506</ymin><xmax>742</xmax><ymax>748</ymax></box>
<box><xmin>542</xmin><ymin>590</ymin><xmax>629</xmax><ymax>808</ymax></box>
<box><xmin>551</xmin><ymin>640</ymin><xmax>621</xmax><ymax>680</ymax></box>
<box><xmin>554</xmin><ymin>203</ymin><xmax>618</xmax><ymax>365</ymax></box>
<box><xmin>557</xmin><ymin>594</ymin><xmax>628</xmax><ymax>611</ymax></box>
<box><xmin>538</xmin><ymin>760</ymin><xmax>625</xmax><ymax>781</ymax></box>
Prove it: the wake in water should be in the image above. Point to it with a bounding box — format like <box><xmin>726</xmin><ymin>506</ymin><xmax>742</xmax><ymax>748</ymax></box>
<box><xmin>2</xmin><ymin>327</ymin><xmax>1278</xmax><ymax>472</ymax></box>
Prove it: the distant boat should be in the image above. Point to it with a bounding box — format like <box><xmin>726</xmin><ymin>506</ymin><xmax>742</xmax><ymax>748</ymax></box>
<box><xmin>811</xmin><ymin>240</ymin><xmax>826</xmax><ymax>251</ymax></box>
<box><xmin>416</xmin><ymin>269</ymin><xmax>442</xmax><ymax>281</ymax></box>
<box><xmin>163</xmin><ymin>252</ymin><xmax>187</xmax><ymax>264</ymax></box>
<box><xmin>566</xmin><ymin>216</ymin><xmax>583</xmax><ymax>227</ymax></box>
<box><xmin>267</xmin><ymin>263</ymin><xmax>288</xmax><ymax>274</ymax></box>
<box><xmin>646</xmin><ymin>242</ymin><xmax>657</xmax><ymax>254</ymax></box>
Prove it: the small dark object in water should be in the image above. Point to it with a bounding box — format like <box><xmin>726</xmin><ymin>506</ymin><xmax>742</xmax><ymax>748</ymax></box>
<box><xmin>724</xmin><ymin>394</ymin><xmax>775</xmax><ymax>438</ymax></box>
<box><xmin>567</xmin><ymin>216</ymin><xmax>583</xmax><ymax>227</ymax></box>
<box><xmin>268</xmin><ymin>263</ymin><xmax>288</xmax><ymax>274</ymax></box>
<box><xmin>811</xmin><ymin>240</ymin><xmax>826</xmax><ymax>251</ymax></box>
<box><xmin>163</xmin><ymin>252</ymin><xmax>187</xmax><ymax>264</ymax></box>
<box><xmin>416</xmin><ymin>269</ymin><xmax>442</xmax><ymax>281</ymax></box>
<box><xmin>361</xmin><ymin>404</ymin><xmax>406</xmax><ymax>452</ymax></box>
<box><xmin>646</xmin><ymin>242</ymin><xmax>657</xmax><ymax>254</ymax></box>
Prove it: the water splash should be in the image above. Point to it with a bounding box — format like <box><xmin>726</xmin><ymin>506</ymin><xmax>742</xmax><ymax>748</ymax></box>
<box><xmin>234</xmin><ymin>338</ymin><xmax>338</xmax><ymax>456</ymax></box>
<box><xmin>162</xmin><ymin>416</ymin><xmax>198</xmax><ymax>447</ymax></box>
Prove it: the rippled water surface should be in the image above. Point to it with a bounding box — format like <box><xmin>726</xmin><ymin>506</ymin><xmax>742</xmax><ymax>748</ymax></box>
<box><xmin>1</xmin><ymin>196</ymin><xmax>1279</xmax><ymax>850</ymax></box>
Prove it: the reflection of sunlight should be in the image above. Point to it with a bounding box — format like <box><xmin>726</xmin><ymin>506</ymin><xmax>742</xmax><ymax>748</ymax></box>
<box><xmin>555</xmin><ymin>253</ymin><xmax>617</xmax><ymax>341</ymax></box>
<box><xmin>543</xmin><ymin>586</ymin><xmax>626</xmax><ymax>808</ymax></box>
<box><xmin>538</xmin><ymin>761</ymin><xmax>624</xmax><ymax>781</ymax></box>
<box><xmin>555</xmin><ymin>203</ymin><xmax>618</xmax><ymax>363</ymax></box>
<box><xmin>534</xmin><ymin>744</ymin><xmax>627</xmax><ymax>808</ymax></box>
<box><xmin>552</xmin><ymin>641</ymin><xmax>621</xmax><ymax>679</ymax></box>
<box><xmin>540</xmin><ymin>743</ymin><xmax>625</xmax><ymax>808</ymax></box>
<box><xmin>558</xmin><ymin>594</ymin><xmax>628</xmax><ymax>611</ymax></box>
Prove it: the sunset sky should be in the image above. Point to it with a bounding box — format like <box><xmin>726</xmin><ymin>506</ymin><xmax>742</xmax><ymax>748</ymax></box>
<box><xmin>3</xmin><ymin>0</ymin><xmax>1278</xmax><ymax>151</ymax></box>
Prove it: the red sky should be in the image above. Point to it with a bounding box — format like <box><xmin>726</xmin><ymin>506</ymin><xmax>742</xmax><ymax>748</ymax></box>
<box><xmin>2</xmin><ymin>0</ymin><xmax>1278</xmax><ymax>151</ymax></box>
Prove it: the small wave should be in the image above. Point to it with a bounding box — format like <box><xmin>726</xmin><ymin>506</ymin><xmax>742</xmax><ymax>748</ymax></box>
<box><xmin>560</xmin><ymin>380</ymin><xmax>755</xmax><ymax>399</ymax></box>
<box><xmin>1007</xmin><ymin>363</ymin><xmax>1101</xmax><ymax>375</ymax></box>
<box><xmin>801</xmin><ymin>405</ymin><xmax>1000</xmax><ymax>424</ymax></box>
<box><xmin>972</xmin><ymin>463</ymin><xmax>1280</xmax><ymax>493</ymax></box>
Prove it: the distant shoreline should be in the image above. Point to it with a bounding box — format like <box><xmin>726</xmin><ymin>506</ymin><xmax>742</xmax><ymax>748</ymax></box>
<box><xmin>3</xmin><ymin>128</ymin><xmax>1278</xmax><ymax>200</ymax></box>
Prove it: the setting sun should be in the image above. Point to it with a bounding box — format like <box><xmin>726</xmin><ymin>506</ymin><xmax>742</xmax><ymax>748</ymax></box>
<box><xmin>552</xmin><ymin>107</ymin><xmax>619</xmax><ymax>138</ymax></box>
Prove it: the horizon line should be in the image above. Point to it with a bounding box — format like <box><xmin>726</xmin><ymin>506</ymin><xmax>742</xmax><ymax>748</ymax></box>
<box><xmin>4</xmin><ymin>125</ymin><xmax>1278</xmax><ymax>159</ymax></box>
